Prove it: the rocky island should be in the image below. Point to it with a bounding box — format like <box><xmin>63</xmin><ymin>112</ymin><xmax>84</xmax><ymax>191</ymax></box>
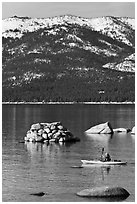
<box><xmin>24</xmin><ymin>122</ymin><xmax>80</xmax><ymax>143</ymax></box>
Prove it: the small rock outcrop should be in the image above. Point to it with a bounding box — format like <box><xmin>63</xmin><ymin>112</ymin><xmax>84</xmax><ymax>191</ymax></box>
<box><xmin>85</xmin><ymin>122</ymin><xmax>113</xmax><ymax>134</ymax></box>
<box><xmin>131</xmin><ymin>126</ymin><xmax>135</xmax><ymax>134</ymax></box>
<box><xmin>24</xmin><ymin>122</ymin><xmax>80</xmax><ymax>143</ymax></box>
<box><xmin>76</xmin><ymin>186</ymin><xmax>130</xmax><ymax>198</ymax></box>
<box><xmin>113</xmin><ymin>128</ymin><xmax>131</xmax><ymax>133</ymax></box>
<box><xmin>30</xmin><ymin>192</ymin><xmax>45</xmax><ymax>197</ymax></box>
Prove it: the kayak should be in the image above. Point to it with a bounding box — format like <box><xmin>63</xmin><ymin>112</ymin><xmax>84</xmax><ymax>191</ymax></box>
<box><xmin>81</xmin><ymin>160</ymin><xmax>127</xmax><ymax>165</ymax></box>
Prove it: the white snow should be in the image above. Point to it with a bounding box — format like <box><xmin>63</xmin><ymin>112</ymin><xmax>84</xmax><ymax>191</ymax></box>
<box><xmin>34</xmin><ymin>58</ymin><xmax>51</xmax><ymax>64</ymax></box>
<box><xmin>68</xmin><ymin>42</ymin><xmax>77</xmax><ymax>47</ymax></box>
<box><xmin>67</xmin><ymin>34</ymin><xmax>83</xmax><ymax>43</ymax></box>
<box><xmin>103</xmin><ymin>53</ymin><xmax>135</xmax><ymax>72</ymax></box>
<box><xmin>2</xmin><ymin>15</ymin><xmax>135</xmax><ymax>46</ymax></box>
<box><xmin>117</xmin><ymin>17</ymin><xmax>135</xmax><ymax>30</ymax></box>
<box><xmin>22</xmin><ymin>71</ymin><xmax>45</xmax><ymax>82</ymax></box>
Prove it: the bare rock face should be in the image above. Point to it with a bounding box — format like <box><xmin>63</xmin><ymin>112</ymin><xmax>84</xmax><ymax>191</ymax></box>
<box><xmin>85</xmin><ymin>122</ymin><xmax>113</xmax><ymax>134</ymax></box>
<box><xmin>24</xmin><ymin>122</ymin><xmax>80</xmax><ymax>143</ymax></box>
<box><xmin>76</xmin><ymin>186</ymin><xmax>130</xmax><ymax>198</ymax></box>
<box><xmin>113</xmin><ymin>128</ymin><xmax>131</xmax><ymax>133</ymax></box>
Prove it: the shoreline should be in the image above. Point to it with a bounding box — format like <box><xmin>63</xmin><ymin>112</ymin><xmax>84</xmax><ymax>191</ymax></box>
<box><xmin>2</xmin><ymin>101</ymin><xmax>135</xmax><ymax>105</ymax></box>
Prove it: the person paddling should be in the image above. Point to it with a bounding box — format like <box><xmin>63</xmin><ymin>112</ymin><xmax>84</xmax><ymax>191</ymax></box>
<box><xmin>100</xmin><ymin>148</ymin><xmax>111</xmax><ymax>162</ymax></box>
<box><xmin>105</xmin><ymin>152</ymin><xmax>111</xmax><ymax>161</ymax></box>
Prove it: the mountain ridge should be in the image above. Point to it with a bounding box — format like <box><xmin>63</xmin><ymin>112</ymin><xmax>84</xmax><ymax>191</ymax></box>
<box><xmin>2</xmin><ymin>15</ymin><xmax>135</xmax><ymax>102</ymax></box>
<box><xmin>2</xmin><ymin>15</ymin><xmax>135</xmax><ymax>45</ymax></box>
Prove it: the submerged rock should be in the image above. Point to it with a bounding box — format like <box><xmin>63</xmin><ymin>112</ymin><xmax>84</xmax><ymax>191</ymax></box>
<box><xmin>76</xmin><ymin>186</ymin><xmax>130</xmax><ymax>198</ymax></box>
<box><xmin>30</xmin><ymin>192</ymin><xmax>45</xmax><ymax>196</ymax></box>
<box><xmin>85</xmin><ymin>122</ymin><xmax>113</xmax><ymax>134</ymax></box>
<box><xmin>25</xmin><ymin>122</ymin><xmax>80</xmax><ymax>143</ymax></box>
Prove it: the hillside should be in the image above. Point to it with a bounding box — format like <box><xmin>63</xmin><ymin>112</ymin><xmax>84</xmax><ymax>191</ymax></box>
<box><xmin>2</xmin><ymin>15</ymin><xmax>135</xmax><ymax>102</ymax></box>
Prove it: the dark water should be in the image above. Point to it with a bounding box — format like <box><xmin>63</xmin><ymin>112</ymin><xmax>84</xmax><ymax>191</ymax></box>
<box><xmin>2</xmin><ymin>104</ymin><xmax>135</xmax><ymax>202</ymax></box>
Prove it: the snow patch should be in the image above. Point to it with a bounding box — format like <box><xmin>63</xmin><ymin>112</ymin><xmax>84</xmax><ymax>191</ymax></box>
<box><xmin>103</xmin><ymin>54</ymin><xmax>135</xmax><ymax>72</ymax></box>
<box><xmin>34</xmin><ymin>58</ymin><xmax>51</xmax><ymax>64</ymax></box>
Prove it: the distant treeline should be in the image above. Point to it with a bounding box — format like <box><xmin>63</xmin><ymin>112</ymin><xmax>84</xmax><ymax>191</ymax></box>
<box><xmin>3</xmin><ymin>69</ymin><xmax>135</xmax><ymax>102</ymax></box>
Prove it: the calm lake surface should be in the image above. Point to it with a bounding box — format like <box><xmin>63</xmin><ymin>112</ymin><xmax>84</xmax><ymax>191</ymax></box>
<box><xmin>2</xmin><ymin>104</ymin><xmax>135</xmax><ymax>202</ymax></box>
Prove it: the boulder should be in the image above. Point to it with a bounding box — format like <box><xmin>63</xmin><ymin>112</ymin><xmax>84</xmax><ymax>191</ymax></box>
<box><xmin>48</xmin><ymin>132</ymin><xmax>53</xmax><ymax>139</ymax></box>
<box><xmin>42</xmin><ymin>132</ymin><xmax>48</xmax><ymax>139</ymax></box>
<box><xmin>38</xmin><ymin>129</ymin><xmax>43</xmax><ymax>136</ymax></box>
<box><xmin>35</xmin><ymin>136</ymin><xmax>44</xmax><ymax>142</ymax></box>
<box><xmin>44</xmin><ymin>127</ymin><xmax>51</xmax><ymax>134</ymax></box>
<box><xmin>25</xmin><ymin>122</ymin><xmax>80</xmax><ymax>143</ymax></box>
<box><xmin>50</xmin><ymin>125</ymin><xmax>56</xmax><ymax>130</ymax></box>
<box><xmin>58</xmin><ymin>125</ymin><xmax>64</xmax><ymax>130</ymax></box>
<box><xmin>26</xmin><ymin>131</ymin><xmax>37</xmax><ymax>140</ymax></box>
<box><xmin>31</xmin><ymin>123</ymin><xmax>41</xmax><ymax>130</ymax></box>
<box><xmin>49</xmin><ymin>138</ymin><xmax>56</xmax><ymax>142</ymax></box>
<box><xmin>76</xmin><ymin>186</ymin><xmax>130</xmax><ymax>198</ymax></box>
<box><xmin>24</xmin><ymin>136</ymin><xmax>29</xmax><ymax>141</ymax></box>
<box><xmin>85</xmin><ymin>122</ymin><xmax>113</xmax><ymax>134</ymax></box>
<box><xmin>29</xmin><ymin>138</ymin><xmax>36</xmax><ymax>142</ymax></box>
<box><xmin>53</xmin><ymin>132</ymin><xmax>62</xmax><ymax>139</ymax></box>
<box><xmin>113</xmin><ymin>128</ymin><xmax>131</xmax><ymax>133</ymax></box>
<box><xmin>131</xmin><ymin>126</ymin><xmax>135</xmax><ymax>134</ymax></box>
<box><xmin>59</xmin><ymin>137</ymin><xmax>64</xmax><ymax>142</ymax></box>
<box><xmin>51</xmin><ymin>129</ymin><xmax>57</xmax><ymax>135</ymax></box>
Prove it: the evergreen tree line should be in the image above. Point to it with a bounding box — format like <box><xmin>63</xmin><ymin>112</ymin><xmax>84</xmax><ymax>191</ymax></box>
<box><xmin>2</xmin><ymin>70</ymin><xmax>135</xmax><ymax>102</ymax></box>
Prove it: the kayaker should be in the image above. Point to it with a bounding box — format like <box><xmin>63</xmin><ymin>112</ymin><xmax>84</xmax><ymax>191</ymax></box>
<box><xmin>105</xmin><ymin>152</ymin><xmax>111</xmax><ymax>161</ymax></box>
<box><xmin>100</xmin><ymin>148</ymin><xmax>111</xmax><ymax>162</ymax></box>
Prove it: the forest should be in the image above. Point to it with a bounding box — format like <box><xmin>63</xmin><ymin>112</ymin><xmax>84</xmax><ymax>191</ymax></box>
<box><xmin>2</xmin><ymin>68</ymin><xmax>135</xmax><ymax>102</ymax></box>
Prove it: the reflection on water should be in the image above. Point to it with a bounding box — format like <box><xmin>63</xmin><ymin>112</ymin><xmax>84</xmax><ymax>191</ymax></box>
<box><xmin>82</xmin><ymin>164</ymin><xmax>112</xmax><ymax>181</ymax></box>
<box><xmin>84</xmin><ymin>133</ymin><xmax>113</xmax><ymax>152</ymax></box>
<box><xmin>2</xmin><ymin>104</ymin><xmax>135</xmax><ymax>202</ymax></box>
<box><xmin>24</xmin><ymin>142</ymin><xmax>75</xmax><ymax>159</ymax></box>
<box><xmin>101</xmin><ymin>166</ymin><xmax>111</xmax><ymax>180</ymax></box>
<box><xmin>84</xmin><ymin>196</ymin><xmax>130</xmax><ymax>202</ymax></box>
<box><xmin>25</xmin><ymin>139</ymin><xmax>114</xmax><ymax>182</ymax></box>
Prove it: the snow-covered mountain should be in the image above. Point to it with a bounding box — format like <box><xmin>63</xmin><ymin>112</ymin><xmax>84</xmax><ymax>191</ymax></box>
<box><xmin>2</xmin><ymin>15</ymin><xmax>135</xmax><ymax>102</ymax></box>
<box><xmin>2</xmin><ymin>15</ymin><xmax>135</xmax><ymax>46</ymax></box>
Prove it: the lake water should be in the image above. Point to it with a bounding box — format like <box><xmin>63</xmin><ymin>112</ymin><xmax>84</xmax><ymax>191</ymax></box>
<box><xmin>2</xmin><ymin>104</ymin><xmax>135</xmax><ymax>202</ymax></box>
